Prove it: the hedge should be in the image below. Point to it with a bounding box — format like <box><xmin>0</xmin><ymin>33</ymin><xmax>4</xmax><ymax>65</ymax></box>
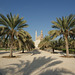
<box><xmin>62</xmin><ymin>49</ymin><xmax>75</xmax><ymax>54</ymax></box>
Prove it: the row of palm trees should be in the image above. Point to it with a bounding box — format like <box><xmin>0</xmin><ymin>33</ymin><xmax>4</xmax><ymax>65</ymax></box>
<box><xmin>39</xmin><ymin>36</ymin><xmax>75</xmax><ymax>53</ymax></box>
<box><xmin>39</xmin><ymin>14</ymin><xmax>75</xmax><ymax>56</ymax></box>
<box><xmin>0</xmin><ymin>13</ymin><xmax>35</xmax><ymax>57</ymax></box>
<box><xmin>0</xmin><ymin>13</ymin><xmax>75</xmax><ymax>57</ymax></box>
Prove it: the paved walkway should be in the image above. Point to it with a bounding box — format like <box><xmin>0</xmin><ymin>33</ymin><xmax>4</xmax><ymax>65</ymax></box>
<box><xmin>0</xmin><ymin>50</ymin><xmax>75</xmax><ymax>75</ymax></box>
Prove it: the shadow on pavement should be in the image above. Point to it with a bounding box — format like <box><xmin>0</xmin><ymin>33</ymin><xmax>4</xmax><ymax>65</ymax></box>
<box><xmin>0</xmin><ymin>56</ymin><xmax>75</xmax><ymax>75</ymax></box>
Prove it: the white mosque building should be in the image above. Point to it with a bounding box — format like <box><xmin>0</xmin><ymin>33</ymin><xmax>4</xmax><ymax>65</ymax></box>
<box><xmin>34</xmin><ymin>30</ymin><xmax>43</xmax><ymax>48</ymax></box>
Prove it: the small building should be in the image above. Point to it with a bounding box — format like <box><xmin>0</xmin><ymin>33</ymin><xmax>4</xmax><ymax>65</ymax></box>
<box><xmin>34</xmin><ymin>30</ymin><xmax>43</xmax><ymax>48</ymax></box>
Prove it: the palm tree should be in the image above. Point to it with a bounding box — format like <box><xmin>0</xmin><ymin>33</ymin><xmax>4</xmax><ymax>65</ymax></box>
<box><xmin>48</xmin><ymin>14</ymin><xmax>75</xmax><ymax>56</ymax></box>
<box><xmin>24</xmin><ymin>32</ymin><xmax>35</xmax><ymax>51</ymax></box>
<box><xmin>69</xmin><ymin>38</ymin><xmax>75</xmax><ymax>49</ymax></box>
<box><xmin>50</xmin><ymin>40</ymin><xmax>57</xmax><ymax>53</ymax></box>
<box><xmin>38</xmin><ymin>36</ymin><xmax>51</xmax><ymax>50</ymax></box>
<box><xmin>17</xmin><ymin>30</ymin><xmax>35</xmax><ymax>52</ymax></box>
<box><xmin>25</xmin><ymin>39</ymin><xmax>35</xmax><ymax>51</ymax></box>
<box><xmin>0</xmin><ymin>13</ymin><xmax>28</xmax><ymax>57</ymax></box>
<box><xmin>0</xmin><ymin>37</ymin><xmax>3</xmax><ymax>48</ymax></box>
<box><xmin>70</xmin><ymin>28</ymin><xmax>75</xmax><ymax>39</ymax></box>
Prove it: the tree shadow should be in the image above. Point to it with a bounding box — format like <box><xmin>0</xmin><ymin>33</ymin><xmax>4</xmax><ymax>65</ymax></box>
<box><xmin>22</xmin><ymin>49</ymin><xmax>41</xmax><ymax>55</ymax></box>
<box><xmin>10</xmin><ymin>56</ymin><xmax>57</xmax><ymax>75</ymax></box>
<box><xmin>0</xmin><ymin>72</ymin><xmax>2</xmax><ymax>75</ymax></box>
<box><xmin>52</xmin><ymin>52</ymin><xmax>65</xmax><ymax>55</ymax></box>
<box><xmin>0</xmin><ymin>56</ymin><xmax>75</xmax><ymax>75</ymax></box>
<box><xmin>40</xmin><ymin>68</ymin><xmax>75</xmax><ymax>75</ymax></box>
<box><xmin>31</xmin><ymin>49</ymin><xmax>41</xmax><ymax>55</ymax></box>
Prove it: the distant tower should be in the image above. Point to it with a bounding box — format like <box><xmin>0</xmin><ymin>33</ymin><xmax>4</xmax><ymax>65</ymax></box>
<box><xmin>40</xmin><ymin>30</ymin><xmax>43</xmax><ymax>40</ymax></box>
<box><xmin>34</xmin><ymin>30</ymin><xmax>43</xmax><ymax>48</ymax></box>
<box><xmin>35</xmin><ymin>30</ymin><xmax>37</xmax><ymax>41</ymax></box>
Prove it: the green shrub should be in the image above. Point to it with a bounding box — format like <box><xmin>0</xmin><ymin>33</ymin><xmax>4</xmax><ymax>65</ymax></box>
<box><xmin>54</xmin><ymin>47</ymin><xmax>63</xmax><ymax>50</ymax></box>
<box><xmin>62</xmin><ymin>49</ymin><xmax>75</xmax><ymax>54</ymax></box>
<box><xmin>0</xmin><ymin>48</ymin><xmax>9</xmax><ymax>50</ymax></box>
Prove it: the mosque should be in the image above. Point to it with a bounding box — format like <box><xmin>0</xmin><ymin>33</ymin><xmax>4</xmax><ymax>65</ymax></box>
<box><xmin>34</xmin><ymin>30</ymin><xmax>43</xmax><ymax>48</ymax></box>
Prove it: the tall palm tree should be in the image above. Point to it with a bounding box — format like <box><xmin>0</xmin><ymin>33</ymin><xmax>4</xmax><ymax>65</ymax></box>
<box><xmin>17</xmin><ymin>30</ymin><xmax>33</xmax><ymax>52</ymax></box>
<box><xmin>38</xmin><ymin>36</ymin><xmax>51</xmax><ymax>50</ymax></box>
<box><xmin>50</xmin><ymin>40</ymin><xmax>57</xmax><ymax>53</ymax></box>
<box><xmin>25</xmin><ymin>39</ymin><xmax>35</xmax><ymax>51</ymax></box>
<box><xmin>70</xmin><ymin>28</ymin><xmax>75</xmax><ymax>39</ymax></box>
<box><xmin>48</xmin><ymin>14</ymin><xmax>75</xmax><ymax>56</ymax></box>
<box><xmin>69</xmin><ymin>38</ymin><xmax>75</xmax><ymax>49</ymax></box>
<box><xmin>0</xmin><ymin>13</ymin><xmax>28</xmax><ymax>57</ymax></box>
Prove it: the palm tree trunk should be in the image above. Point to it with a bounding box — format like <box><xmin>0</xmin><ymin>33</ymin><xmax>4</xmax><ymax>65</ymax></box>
<box><xmin>53</xmin><ymin>48</ymin><xmax>54</xmax><ymax>53</ymax></box>
<box><xmin>22</xmin><ymin>49</ymin><xmax>24</xmax><ymax>53</ymax></box>
<box><xmin>10</xmin><ymin>33</ymin><xmax>14</xmax><ymax>57</ymax></box>
<box><xmin>10</xmin><ymin>44</ymin><xmax>13</xmax><ymax>57</ymax></box>
<box><xmin>64</xmin><ymin>35</ymin><xmax>69</xmax><ymax>56</ymax></box>
<box><xmin>19</xmin><ymin>41</ymin><xmax>21</xmax><ymax>50</ymax></box>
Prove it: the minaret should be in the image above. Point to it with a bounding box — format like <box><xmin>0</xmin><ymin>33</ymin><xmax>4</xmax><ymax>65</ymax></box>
<box><xmin>35</xmin><ymin>30</ymin><xmax>37</xmax><ymax>41</ymax></box>
<box><xmin>40</xmin><ymin>30</ymin><xmax>43</xmax><ymax>40</ymax></box>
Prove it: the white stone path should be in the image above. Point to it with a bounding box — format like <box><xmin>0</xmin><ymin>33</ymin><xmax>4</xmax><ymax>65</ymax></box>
<box><xmin>0</xmin><ymin>50</ymin><xmax>75</xmax><ymax>75</ymax></box>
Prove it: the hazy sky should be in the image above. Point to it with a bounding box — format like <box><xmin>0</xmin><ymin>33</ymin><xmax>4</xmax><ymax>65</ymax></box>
<box><xmin>0</xmin><ymin>0</ymin><xmax>75</xmax><ymax>40</ymax></box>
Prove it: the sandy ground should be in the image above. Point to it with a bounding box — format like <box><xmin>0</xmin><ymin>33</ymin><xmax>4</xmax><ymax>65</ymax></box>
<box><xmin>0</xmin><ymin>50</ymin><xmax>75</xmax><ymax>75</ymax></box>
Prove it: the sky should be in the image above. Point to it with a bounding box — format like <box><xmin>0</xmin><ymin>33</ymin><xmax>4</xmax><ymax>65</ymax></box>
<box><xmin>0</xmin><ymin>0</ymin><xmax>75</xmax><ymax>41</ymax></box>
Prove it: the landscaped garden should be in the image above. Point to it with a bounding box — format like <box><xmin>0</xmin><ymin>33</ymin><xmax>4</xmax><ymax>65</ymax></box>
<box><xmin>0</xmin><ymin>13</ymin><xmax>75</xmax><ymax>75</ymax></box>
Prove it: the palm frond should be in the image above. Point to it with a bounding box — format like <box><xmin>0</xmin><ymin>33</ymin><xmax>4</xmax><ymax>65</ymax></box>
<box><xmin>52</xmin><ymin>25</ymin><xmax>60</xmax><ymax>29</ymax></box>
<box><xmin>0</xmin><ymin>14</ymin><xmax>10</xmax><ymax>27</ymax></box>
<box><xmin>0</xmin><ymin>18</ymin><xmax>8</xmax><ymax>27</ymax></box>
<box><xmin>48</xmin><ymin>30</ymin><xmax>61</xmax><ymax>39</ymax></box>
<box><xmin>3</xmin><ymin>34</ymin><xmax>9</xmax><ymax>46</ymax></box>
<box><xmin>69</xmin><ymin>19</ymin><xmax>75</xmax><ymax>28</ymax></box>
<box><xmin>18</xmin><ymin>24</ymin><xmax>28</xmax><ymax>29</ymax></box>
<box><xmin>56</xmin><ymin>17</ymin><xmax>62</xmax><ymax>25</ymax></box>
<box><xmin>51</xmin><ymin>21</ymin><xmax>62</xmax><ymax>29</ymax></box>
<box><xmin>68</xmin><ymin>14</ymin><xmax>75</xmax><ymax>25</ymax></box>
<box><xmin>18</xmin><ymin>20</ymin><xmax>27</xmax><ymax>26</ymax></box>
